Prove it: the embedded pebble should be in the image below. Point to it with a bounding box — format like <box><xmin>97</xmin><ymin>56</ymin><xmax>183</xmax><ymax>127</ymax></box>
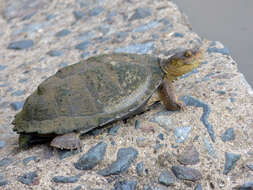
<box><xmin>181</xmin><ymin>95</ymin><xmax>215</xmax><ymax>142</ymax></box>
<box><xmin>0</xmin><ymin>65</ymin><xmax>7</xmax><ymax>71</ymax></box>
<box><xmin>55</xmin><ymin>29</ymin><xmax>71</xmax><ymax>37</ymax></box>
<box><xmin>220</xmin><ymin>128</ymin><xmax>235</xmax><ymax>142</ymax></box>
<box><xmin>132</xmin><ymin>21</ymin><xmax>159</xmax><ymax>32</ymax></box>
<box><xmin>173</xmin><ymin>126</ymin><xmax>192</xmax><ymax>143</ymax></box>
<box><xmin>194</xmin><ymin>184</ymin><xmax>202</xmax><ymax>190</ymax></box>
<box><xmin>157</xmin><ymin>133</ymin><xmax>164</xmax><ymax>140</ymax></box>
<box><xmin>10</xmin><ymin>101</ymin><xmax>24</xmax><ymax>110</ymax></box>
<box><xmin>52</xmin><ymin>174</ymin><xmax>81</xmax><ymax>183</ymax></box>
<box><xmin>112</xmin><ymin>180</ymin><xmax>137</xmax><ymax>190</ymax></box>
<box><xmin>58</xmin><ymin>149</ymin><xmax>79</xmax><ymax>160</ymax></box>
<box><xmin>235</xmin><ymin>181</ymin><xmax>253</xmax><ymax>190</ymax></box>
<box><xmin>158</xmin><ymin>170</ymin><xmax>175</xmax><ymax>186</ymax></box>
<box><xmin>73</xmin><ymin>10</ymin><xmax>85</xmax><ymax>20</ymax></box>
<box><xmin>89</xmin><ymin>6</ymin><xmax>104</xmax><ymax>16</ymax></box>
<box><xmin>74</xmin><ymin>142</ymin><xmax>107</xmax><ymax>170</ymax></box>
<box><xmin>247</xmin><ymin>163</ymin><xmax>253</xmax><ymax>171</ymax></box>
<box><xmin>8</xmin><ymin>40</ymin><xmax>34</xmax><ymax>50</ymax></box>
<box><xmin>97</xmin><ymin>147</ymin><xmax>138</xmax><ymax>176</ymax></box>
<box><xmin>23</xmin><ymin>156</ymin><xmax>39</xmax><ymax>165</ymax></box>
<box><xmin>107</xmin><ymin>125</ymin><xmax>120</xmax><ymax>135</ymax></box>
<box><xmin>215</xmin><ymin>90</ymin><xmax>226</xmax><ymax>95</ymax></box>
<box><xmin>171</xmin><ymin>165</ymin><xmax>202</xmax><ymax>181</ymax></box>
<box><xmin>75</xmin><ymin>41</ymin><xmax>90</xmax><ymax>50</ymax></box>
<box><xmin>129</xmin><ymin>8</ymin><xmax>151</xmax><ymax>21</ymax></box>
<box><xmin>80</xmin><ymin>52</ymin><xmax>89</xmax><ymax>59</ymax></box>
<box><xmin>223</xmin><ymin>152</ymin><xmax>241</xmax><ymax>175</ymax></box>
<box><xmin>0</xmin><ymin>175</ymin><xmax>8</xmax><ymax>186</ymax></box>
<box><xmin>202</xmin><ymin>137</ymin><xmax>217</xmax><ymax>158</ymax></box>
<box><xmin>47</xmin><ymin>50</ymin><xmax>63</xmax><ymax>57</ymax></box>
<box><xmin>17</xmin><ymin>171</ymin><xmax>37</xmax><ymax>185</ymax></box>
<box><xmin>134</xmin><ymin>120</ymin><xmax>141</xmax><ymax>129</ymax></box>
<box><xmin>11</xmin><ymin>90</ymin><xmax>25</xmax><ymax>96</ymax></box>
<box><xmin>173</xmin><ymin>32</ymin><xmax>184</xmax><ymax>38</ymax></box>
<box><xmin>0</xmin><ymin>157</ymin><xmax>13</xmax><ymax>167</ymax></box>
<box><xmin>177</xmin><ymin>145</ymin><xmax>200</xmax><ymax>165</ymax></box>
<box><xmin>208</xmin><ymin>47</ymin><xmax>229</xmax><ymax>55</ymax></box>
<box><xmin>0</xmin><ymin>141</ymin><xmax>6</xmax><ymax>149</ymax></box>
<box><xmin>114</xmin><ymin>42</ymin><xmax>154</xmax><ymax>54</ymax></box>
<box><xmin>136</xmin><ymin>161</ymin><xmax>143</xmax><ymax>176</ymax></box>
<box><xmin>149</xmin><ymin>111</ymin><xmax>173</xmax><ymax>131</ymax></box>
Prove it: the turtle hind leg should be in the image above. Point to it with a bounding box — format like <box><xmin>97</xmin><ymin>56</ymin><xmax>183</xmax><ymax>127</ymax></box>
<box><xmin>50</xmin><ymin>132</ymin><xmax>82</xmax><ymax>151</ymax></box>
<box><xmin>158</xmin><ymin>78</ymin><xmax>186</xmax><ymax>111</ymax></box>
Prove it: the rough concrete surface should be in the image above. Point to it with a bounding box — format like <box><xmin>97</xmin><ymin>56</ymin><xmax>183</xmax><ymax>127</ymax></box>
<box><xmin>0</xmin><ymin>0</ymin><xmax>252</xmax><ymax>189</ymax></box>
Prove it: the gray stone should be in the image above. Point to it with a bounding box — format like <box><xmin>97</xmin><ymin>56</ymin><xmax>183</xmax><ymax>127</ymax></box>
<box><xmin>89</xmin><ymin>6</ymin><xmax>104</xmax><ymax>16</ymax></box>
<box><xmin>220</xmin><ymin>128</ymin><xmax>235</xmax><ymax>142</ymax></box>
<box><xmin>55</xmin><ymin>29</ymin><xmax>71</xmax><ymax>37</ymax></box>
<box><xmin>202</xmin><ymin>137</ymin><xmax>217</xmax><ymax>158</ymax></box>
<box><xmin>97</xmin><ymin>147</ymin><xmax>138</xmax><ymax>176</ymax></box>
<box><xmin>77</xmin><ymin>31</ymin><xmax>94</xmax><ymax>41</ymax></box>
<box><xmin>173</xmin><ymin>32</ymin><xmax>184</xmax><ymax>38</ymax></box>
<box><xmin>47</xmin><ymin>50</ymin><xmax>63</xmax><ymax>57</ymax></box>
<box><xmin>208</xmin><ymin>47</ymin><xmax>229</xmax><ymax>55</ymax></box>
<box><xmin>23</xmin><ymin>156</ymin><xmax>39</xmax><ymax>165</ymax></box>
<box><xmin>158</xmin><ymin>170</ymin><xmax>175</xmax><ymax>186</ymax></box>
<box><xmin>112</xmin><ymin>180</ymin><xmax>137</xmax><ymax>190</ymax></box>
<box><xmin>132</xmin><ymin>21</ymin><xmax>159</xmax><ymax>32</ymax></box>
<box><xmin>12</xmin><ymin>22</ymin><xmax>51</xmax><ymax>36</ymax></box>
<box><xmin>80</xmin><ymin>52</ymin><xmax>89</xmax><ymax>59</ymax></box>
<box><xmin>247</xmin><ymin>163</ymin><xmax>253</xmax><ymax>171</ymax></box>
<box><xmin>52</xmin><ymin>174</ymin><xmax>81</xmax><ymax>183</ymax></box>
<box><xmin>173</xmin><ymin>126</ymin><xmax>192</xmax><ymax>143</ymax></box>
<box><xmin>223</xmin><ymin>152</ymin><xmax>241</xmax><ymax>175</ymax></box>
<box><xmin>0</xmin><ymin>141</ymin><xmax>6</xmax><ymax>149</ymax></box>
<box><xmin>194</xmin><ymin>184</ymin><xmax>202</xmax><ymax>190</ymax></box>
<box><xmin>235</xmin><ymin>182</ymin><xmax>253</xmax><ymax>190</ymax></box>
<box><xmin>149</xmin><ymin>111</ymin><xmax>173</xmax><ymax>131</ymax></box>
<box><xmin>74</xmin><ymin>142</ymin><xmax>107</xmax><ymax>170</ymax></box>
<box><xmin>58</xmin><ymin>149</ymin><xmax>79</xmax><ymax>160</ymax></box>
<box><xmin>0</xmin><ymin>65</ymin><xmax>7</xmax><ymax>71</ymax></box>
<box><xmin>181</xmin><ymin>95</ymin><xmax>215</xmax><ymax>142</ymax></box>
<box><xmin>0</xmin><ymin>157</ymin><xmax>13</xmax><ymax>167</ymax></box>
<box><xmin>134</xmin><ymin>120</ymin><xmax>140</xmax><ymax>129</ymax></box>
<box><xmin>46</xmin><ymin>14</ymin><xmax>56</xmax><ymax>20</ymax></box>
<box><xmin>75</xmin><ymin>41</ymin><xmax>90</xmax><ymax>50</ymax></box>
<box><xmin>18</xmin><ymin>171</ymin><xmax>37</xmax><ymax>185</ymax></box>
<box><xmin>0</xmin><ymin>175</ymin><xmax>8</xmax><ymax>186</ymax></box>
<box><xmin>129</xmin><ymin>8</ymin><xmax>151</xmax><ymax>21</ymax></box>
<box><xmin>114</xmin><ymin>42</ymin><xmax>154</xmax><ymax>54</ymax></box>
<box><xmin>107</xmin><ymin>125</ymin><xmax>120</xmax><ymax>135</ymax></box>
<box><xmin>171</xmin><ymin>165</ymin><xmax>202</xmax><ymax>181</ymax></box>
<box><xmin>157</xmin><ymin>133</ymin><xmax>164</xmax><ymax>140</ymax></box>
<box><xmin>215</xmin><ymin>90</ymin><xmax>226</xmax><ymax>95</ymax></box>
<box><xmin>10</xmin><ymin>101</ymin><xmax>24</xmax><ymax>110</ymax></box>
<box><xmin>177</xmin><ymin>145</ymin><xmax>200</xmax><ymax>165</ymax></box>
<box><xmin>136</xmin><ymin>161</ymin><xmax>143</xmax><ymax>176</ymax></box>
<box><xmin>73</xmin><ymin>10</ymin><xmax>85</xmax><ymax>20</ymax></box>
<box><xmin>11</xmin><ymin>90</ymin><xmax>25</xmax><ymax>96</ymax></box>
<box><xmin>8</xmin><ymin>40</ymin><xmax>34</xmax><ymax>50</ymax></box>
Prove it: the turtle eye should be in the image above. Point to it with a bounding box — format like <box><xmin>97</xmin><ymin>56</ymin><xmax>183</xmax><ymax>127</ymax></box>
<box><xmin>184</xmin><ymin>50</ymin><xmax>192</xmax><ymax>57</ymax></box>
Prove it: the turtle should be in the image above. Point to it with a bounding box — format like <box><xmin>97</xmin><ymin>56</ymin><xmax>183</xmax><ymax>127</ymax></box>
<box><xmin>12</xmin><ymin>47</ymin><xmax>202</xmax><ymax>149</ymax></box>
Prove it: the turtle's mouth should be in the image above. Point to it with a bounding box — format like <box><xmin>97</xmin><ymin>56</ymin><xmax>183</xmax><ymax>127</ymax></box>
<box><xmin>162</xmin><ymin>49</ymin><xmax>202</xmax><ymax>80</ymax></box>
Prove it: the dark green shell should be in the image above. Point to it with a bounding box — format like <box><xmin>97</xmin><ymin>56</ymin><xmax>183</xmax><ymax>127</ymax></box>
<box><xmin>13</xmin><ymin>53</ymin><xmax>163</xmax><ymax>135</ymax></box>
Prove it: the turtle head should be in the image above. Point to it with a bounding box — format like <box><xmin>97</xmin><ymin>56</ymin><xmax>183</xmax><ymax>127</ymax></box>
<box><xmin>160</xmin><ymin>47</ymin><xmax>202</xmax><ymax>81</ymax></box>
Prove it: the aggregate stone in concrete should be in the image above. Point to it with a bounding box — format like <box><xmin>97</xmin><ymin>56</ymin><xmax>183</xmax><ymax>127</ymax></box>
<box><xmin>52</xmin><ymin>174</ymin><xmax>81</xmax><ymax>183</ymax></box>
<box><xmin>17</xmin><ymin>171</ymin><xmax>37</xmax><ymax>185</ymax></box>
<box><xmin>0</xmin><ymin>157</ymin><xmax>13</xmax><ymax>167</ymax></box>
<box><xmin>114</xmin><ymin>42</ymin><xmax>154</xmax><ymax>54</ymax></box>
<box><xmin>0</xmin><ymin>140</ymin><xmax>6</xmax><ymax>149</ymax></box>
<box><xmin>194</xmin><ymin>184</ymin><xmax>202</xmax><ymax>190</ymax></box>
<box><xmin>173</xmin><ymin>126</ymin><xmax>192</xmax><ymax>143</ymax></box>
<box><xmin>158</xmin><ymin>170</ymin><xmax>175</xmax><ymax>186</ymax></box>
<box><xmin>235</xmin><ymin>181</ymin><xmax>253</xmax><ymax>190</ymax></box>
<box><xmin>112</xmin><ymin>180</ymin><xmax>137</xmax><ymax>190</ymax></box>
<box><xmin>23</xmin><ymin>156</ymin><xmax>39</xmax><ymax>165</ymax></box>
<box><xmin>220</xmin><ymin>128</ymin><xmax>235</xmax><ymax>142</ymax></box>
<box><xmin>223</xmin><ymin>152</ymin><xmax>241</xmax><ymax>175</ymax></box>
<box><xmin>177</xmin><ymin>145</ymin><xmax>200</xmax><ymax>165</ymax></box>
<box><xmin>97</xmin><ymin>147</ymin><xmax>138</xmax><ymax>176</ymax></box>
<box><xmin>55</xmin><ymin>29</ymin><xmax>71</xmax><ymax>37</ymax></box>
<box><xmin>10</xmin><ymin>101</ymin><xmax>24</xmax><ymax>110</ymax></box>
<box><xmin>74</xmin><ymin>142</ymin><xmax>107</xmax><ymax>170</ymax></box>
<box><xmin>136</xmin><ymin>161</ymin><xmax>143</xmax><ymax>176</ymax></box>
<box><xmin>0</xmin><ymin>175</ymin><xmax>8</xmax><ymax>186</ymax></box>
<box><xmin>171</xmin><ymin>165</ymin><xmax>202</xmax><ymax>181</ymax></box>
<box><xmin>7</xmin><ymin>40</ymin><xmax>34</xmax><ymax>50</ymax></box>
<box><xmin>129</xmin><ymin>7</ymin><xmax>151</xmax><ymax>21</ymax></box>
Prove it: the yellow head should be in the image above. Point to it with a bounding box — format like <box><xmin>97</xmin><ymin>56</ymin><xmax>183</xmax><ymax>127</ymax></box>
<box><xmin>160</xmin><ymin>47</ymin><xmax>202</xmax><ymax>81</ymax></box>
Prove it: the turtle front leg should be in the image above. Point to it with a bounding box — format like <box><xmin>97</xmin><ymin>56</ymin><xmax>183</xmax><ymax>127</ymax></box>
<box><xmin>158</xmin><ymin>78</ymin><xmax>186</xmax><ymax>111</ymax></box>
<box><xmin>50</xmin><ymin>132</ymin><xmax>82</xmax><ymax>151</ymax></box>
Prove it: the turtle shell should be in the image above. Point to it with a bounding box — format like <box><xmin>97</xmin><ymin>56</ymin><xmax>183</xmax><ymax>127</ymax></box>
<box><xmin>13</xmin><ymin>53</ymin><xmax>163</xmax><ymax>135</ymax></box>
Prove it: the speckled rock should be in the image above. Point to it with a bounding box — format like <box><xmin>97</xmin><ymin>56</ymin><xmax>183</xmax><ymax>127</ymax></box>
<box><xmin>112</xmin><ymin>180</ymin><xmax>137</xmax><ymax>190</ymax></box>
<box><xmin>17</xmin><ymin>171</ymin><xmax>37</xmax><ymax>185</ymax></box>
<box><xmin>97</xmin><ymin>147</ymin><xmax>138</xmax><ymax>176</ymax></box>
<box><xmin>223</xmin><ymin>152</ymin><xmax>241</xmax><ymax>175</ymax></box>
<box><xmin>158</xmin><ymin>170</ymin><xmax>175</xmax><ymax>186</ymax></box>
<box><xmin>177</xmin><ymin>145</ymin><xmax>200</xmax><ymax>165</ymax></box>
<box><xmin>171</xmin><ymin>165</ymin><xmax>202</xmax><ymax>181</ymax></box>
<box><xmin>74</xmin><ymin>142</ymin><xmax>107</xmax><ymax>170</ymax></box>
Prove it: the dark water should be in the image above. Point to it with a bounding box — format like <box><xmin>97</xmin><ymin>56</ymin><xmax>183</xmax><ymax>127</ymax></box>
<box><xmin>173</xmin><ymin>0</ymin><xmax>253</xmax><ymax>87</ymax></box>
